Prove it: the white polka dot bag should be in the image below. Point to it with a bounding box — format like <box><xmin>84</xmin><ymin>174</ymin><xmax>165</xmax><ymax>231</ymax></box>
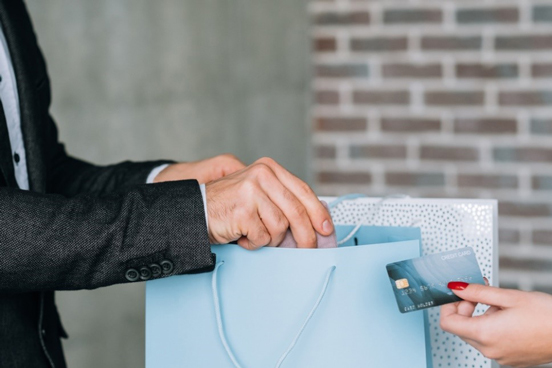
<box><xmin>325</xmin><ymin>195</ymin><xmax>499</xmax><ymax>368</ymax></box>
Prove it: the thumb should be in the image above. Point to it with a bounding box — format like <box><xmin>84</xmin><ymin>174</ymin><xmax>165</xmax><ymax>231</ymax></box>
<box><xmin>448</xmin><ymin>282</ymin><xmax>520</xmax><ymax>308</ymax></box>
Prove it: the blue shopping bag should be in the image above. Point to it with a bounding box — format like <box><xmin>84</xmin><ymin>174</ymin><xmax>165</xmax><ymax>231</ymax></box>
<box><xmin>146</xmin><ymin>225</ymin><xmax>426</xmax><ymax>368</ymax></box>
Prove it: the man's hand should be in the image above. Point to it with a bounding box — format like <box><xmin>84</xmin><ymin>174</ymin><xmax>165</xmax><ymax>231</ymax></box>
<box><xmin>206</xmin><ymin>157</ymin><xmax>334</xmax><ymax>250</ymax></box>
<box><xmin>440</xmin><ymin>283</ymin><xmax>552</xmax><ymax>367</ymax></box>
<box><xmin>154</xmin><ymin>154</ymin><xmax>245</xmax><ymax>184</ymax></box>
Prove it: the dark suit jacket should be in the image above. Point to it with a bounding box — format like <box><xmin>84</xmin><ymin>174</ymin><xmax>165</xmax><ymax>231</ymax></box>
<box><xmin>0</xmin><ymin>1</ymin><xmax>215</xmax><ymax>367</ymax></box>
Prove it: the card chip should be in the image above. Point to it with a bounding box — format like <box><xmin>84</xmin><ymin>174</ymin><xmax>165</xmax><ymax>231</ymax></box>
<box><xmin>395</xmin><ymin>278</ymin><xmax>409</xmax><ymax>289</ymax></box>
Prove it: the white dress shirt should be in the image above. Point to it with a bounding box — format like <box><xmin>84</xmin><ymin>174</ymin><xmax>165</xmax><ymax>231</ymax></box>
<box><xmin>0</xmin><ymin>21</ymin><xmax>29</xmax><ymax>190</ymax></box>
<box><xmin>0</xmin><ymin>23</ymin><xmax>208</xmax><ymax>226</ymax></box>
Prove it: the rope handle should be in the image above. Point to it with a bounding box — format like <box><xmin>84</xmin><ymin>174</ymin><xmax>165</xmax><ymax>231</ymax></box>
<box><xmin>329</xmin><ymin>194</ymin><xmax>411</xmax><ymax>246</ymax></box>
<box><xmin>211</xmin><ymin>261</ymin><xmax>337</xmax><ymax>368</ymax></box>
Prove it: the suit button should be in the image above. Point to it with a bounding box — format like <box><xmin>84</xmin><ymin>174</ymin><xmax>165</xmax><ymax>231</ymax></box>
<box><xmin>160</xmin><ymin>260</ymin><xmax>174</xmax><ymax>275</ymax></box>
<box><xmin>149</xmin><ymin>263</ymin><xmax>162</xmax><ymax>277</ymax></box>
<box><xmin>125</xmin><ymin>268</ymin><xmax>140</xmax><ymax>282</ymax></box>
<box><xmin>139</xmin><ymin>266</ymin><xmax>152</xmax><ymax>281</ymax></box>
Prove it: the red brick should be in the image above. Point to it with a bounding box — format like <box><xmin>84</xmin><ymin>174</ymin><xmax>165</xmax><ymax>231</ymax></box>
<box><xmin>350</xmin><ymin>37</ymin><xmax>407</xmax><ymax>52</ymax></box>
<box><xmin>353</xmin><ymin>90</ymin><xmax>409</xmax><ymax>105</ymax></box>
<box><xmin>496</xmin><ymin>35</ymin><xmax>552</xmax><ymax>50</ymax></box>
<box><xmin>456</xmin><ymin>63</ymin><xmax>518</xmax><ymax>79</ymax></box>
<box><xmin>350</xmin><ymin>144</ymin><xmax>407</xmax><ymax>159</ymax></box>
<box><xmin>531</xmin><ymin>119</ymin><xmax>552</xmax><ymax>134</ymax></box>
<box><xmin>454</xmin><ymin>118</ymin><xmax>517</xmax><ymax>134</ymax></box>
<box><xmin>499</xmin><ymin>202</ymin><xmax>552</xmax><ymax>217</ymax></box>
<box><xmin>420</xmin><ymin>145</ymin><xmax>479</xmax><ymax>161</ymax></box>
<box><xmin>383</xmin><ymin>9</ymin><xmax>442</xmax><ymax>24</ymax></box>
<box><xmin>457</xmin><ymin>174</ymin><xmax>518</xmax><ymax>189</ymax></box>
<box><xmin>494</xmin><ymin>147</ymin><xmax>552</xmax><ymax>162</ymax></box>
<box><xmin>499</xmin><ymin>91</ymin><xmax>552</xmax><ymax>106</ymax></box>
<box><xmin>314</xmin><ymin>145</ymin><xmax>336</xmax><ymax>159</ymax></box>
<box><xmin>315</xmin><ymin>90</ymin><xmax>339</xmax><ymax>105</ymax></box>
<box><xmin>534</xmin><ymin>5</ymin><xmax>552</xmax><ymax>22</ymax></box>
<box><xmin>421</xmin><ymin>36</ymin><xmax>481</xmax><ymax>50</ymax></box>
<box><xmin>315</xmin><ymin>117</ymin><xmax>367</xmax><ymax>132</ymax></box>
<box><xmin>533</xmin><ymin>230</ymin><xmax>552</xmax><ymax>245</ymax></box>
<box><xmin>531</xmin><ymin>63</ymin><xmax>552</xmax><ymax>77</ymax></box>
<box><xmin>532</xmin><ymin>175</ymin><xmax>552</xmax><ymax>190</ymax></box>
<box><xmin>385</xmin><ymin>171</ymin><xmax>445</xmax><ymax>187</ymax></box>
<box><xmin>382</xmin><ymin>63</ymin><xmax>442</xmax><ymax>78</ymax></box>
<box><xmin>500</xmin><ymin>228</ymin><xmax>520</xmax><ymax>244</ymax></box>
<box><xmin>425</xmin><ymin>91</ymin><xmax>484</xmax><ymax>106</ymax></box>
<box><xmin>316</xmin><ymin>64</ymin><xmax>369</xmax><ymax>78</ymax></box>
<box><xmin>313</xmin><ymin>37</ymin><xmax>337</xmax><ymax>53</ymax></box>
<box><xmin>500</xmin><ymin>256</ymin><xmax>552</xmax><ymax>271</ymax></box>
<box><xmin>313</xmin><ymin>11</ymin><xmax>370</xmax><ymax>26</ymax></box>
<box><xmin>318</xmin><ymin>171</ymin><xmax>372</xmax><ymax>184</ymax></box>
<box><xmin>381</xmin><ymin>117</ymin><xmax>441</xmax><ymax>132</ymax></box>
<box><xmin>456</xmin><ymin>8</ymin><xmax>519</xmax><ymax>24</ymax></box>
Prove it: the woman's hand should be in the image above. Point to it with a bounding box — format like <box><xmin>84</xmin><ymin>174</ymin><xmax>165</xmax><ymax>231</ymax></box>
<box><xmin>440</xmin><ymin>282</ymin><xmax>552</xmax><ymax>367</ymax></box>
<box><xmin>154</xmin><ymin>154</ymin><xmax>245</xmax><ymax>184</ymax></box>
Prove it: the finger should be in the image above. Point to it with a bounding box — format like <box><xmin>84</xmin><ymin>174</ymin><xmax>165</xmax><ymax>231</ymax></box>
<box><xmin>218</xmin><ymin>154</ymin><xmax>246</xmax><ymax>175</ymax></box>
<box><xmin>253</xmin><ymin>164</ymin><xmax>317</xmax><ymax>248</ymax></box>
<box><xmin>256</xmin><ymin>194</ymin><xmax>290</xmax><ymax>247</ymax></box>
<box><xmin>439</xmin><ymin>304</ymin><xmax>482</xmax><ymax>340</ymax></box>
<box><xmin>237</xmin><ymin>214</ymin><xmax>271</xmax><ymax>250</ymax></box>
<box><xmin>457</xmin><ymin>300</ymin><xmax>477</xmax><ymax>317</ymax></box>
<box><xmin>460</xmin><ymin>337</ymin><xmax>484</xmax><ymax>352</ymax></box>
<box><xmin>448</xmin><ymin>283</ymin><xmax>521</xmax><ymax>308</ymax></box>
<box><xmin>255</xmin><ymin>157</ymin><xmax>333</xmax><ymax>236</ymax></box>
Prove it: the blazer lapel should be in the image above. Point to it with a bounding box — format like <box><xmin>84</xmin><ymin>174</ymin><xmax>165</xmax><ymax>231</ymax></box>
<box><xmin>0</xmin><ymin>100</ymin><xmax>17</xmax><ymax>188</ymax></box>
<box><xmin>0</xmin><ymin>0</ymin><xmax>46</xmax><ymax>192</ymax></box>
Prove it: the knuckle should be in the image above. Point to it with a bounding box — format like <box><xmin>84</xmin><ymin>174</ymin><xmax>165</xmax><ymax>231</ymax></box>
<box><xmin>291</xmin><ymin>203</ymin><xmax>308</xmax><ymax>219</ymax></box>
<box><xmin>297</xmin><ymin>180</ymin><xmax>314</xmax><ymax>196</ymax></box>
<box><xmin>221</xmin><ymin>153</ymin><xmax>238</xmax><ymax>161</ymax></box>
<box><xmin>253</xmin><ymin>227</ymin><xmax>271</xmax><ymax>246</ymax></box>
<box><xmin>243</xmin><ymin>241</ymin><xmax>257</xmax><ymax>251</ymax></box>
<box><xmin>251</xmin><ymin>163</ymin><xmax>273</xmax><ymax>179</ymax></box>
<box><xmin>241</xmin><ymin>177</ymin><xmax>260</xmax><ymax>194</ymax></box>
<box><xmin>277</xmin><ymin>215</ymin><xmax>290</xmax><ymax>233</ymax></box>
<box><xmin>256</xmin><ymin>156</ymin><xmax>277</xmax><ymax>167</ymax></box>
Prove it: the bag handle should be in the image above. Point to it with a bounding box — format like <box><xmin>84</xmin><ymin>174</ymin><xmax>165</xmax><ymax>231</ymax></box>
<box><xmin>211</xmin><ymin>261</ymin><xmax>337</xmax><ymax>368</ymax></box>
<box><xmin>329</xmin><ymin>194</ymin><xmax>410</xmax><ymax>246</ymax></box>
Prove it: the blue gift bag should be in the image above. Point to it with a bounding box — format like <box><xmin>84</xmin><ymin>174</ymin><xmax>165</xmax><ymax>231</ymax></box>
<box><xmin>146</xmin><ymin>225</ymin><xmax>426</xmax><ymax>368</ymax></box>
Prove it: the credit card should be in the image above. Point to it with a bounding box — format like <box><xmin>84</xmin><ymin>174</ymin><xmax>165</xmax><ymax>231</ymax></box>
<box><xmin>386</xmin><ymin>247</ymin><xmax>485</xmax><ymax>313</ymax></box>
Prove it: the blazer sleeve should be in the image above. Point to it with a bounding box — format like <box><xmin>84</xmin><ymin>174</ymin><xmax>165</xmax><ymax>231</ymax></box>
<box><xmin>45</xmin><ymin>116</ymin><xmax>174</xmax><ymax>197</ymax></box>
<box><xmin>0</xmin><ymin>179</ymin><xmax>215</xmax><ymax>293</ymax></box>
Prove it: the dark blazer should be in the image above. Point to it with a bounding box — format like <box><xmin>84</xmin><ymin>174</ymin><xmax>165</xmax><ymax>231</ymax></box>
<box><xmin>0</xmin><ymin>1</ymin><xmax>215</xmax><ymax>367</ymax></box>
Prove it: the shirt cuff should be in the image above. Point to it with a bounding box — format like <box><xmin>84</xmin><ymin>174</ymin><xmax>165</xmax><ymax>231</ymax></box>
<box><xmin>146</xmin><ymin>164</ymin><xmax>170</xmax><ymax>184</ymax></box>
<box><xmin>199</xmin><ymin>183</ymin><xmax>208</xmax><ymax>228</ymax></box>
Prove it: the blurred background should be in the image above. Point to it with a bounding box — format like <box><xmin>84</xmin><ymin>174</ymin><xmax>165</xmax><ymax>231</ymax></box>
<box><xmin>24</xmin><ymin>0</ymin><xmax>552</xmax><ymax>367</ymax></box>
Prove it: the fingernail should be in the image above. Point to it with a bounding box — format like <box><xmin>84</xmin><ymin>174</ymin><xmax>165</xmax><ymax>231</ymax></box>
<box><xmin>448</xmin><ymin>281</ymin><xmax>469</xmax><ymax>290</ymax></box>
<box><xmin>322</xmin><ymin>220</ymin><xmax>332</xmax><ymax>234</ymax></box>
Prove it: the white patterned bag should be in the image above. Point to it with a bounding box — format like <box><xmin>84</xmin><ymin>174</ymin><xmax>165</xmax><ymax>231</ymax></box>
<box><xmin>324</xmin><ymin>195</ymin><xmax>499</xmax><ymax>368</ymax></box>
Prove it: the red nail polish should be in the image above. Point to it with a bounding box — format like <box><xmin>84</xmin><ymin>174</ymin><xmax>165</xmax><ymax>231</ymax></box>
<box><xmin>448</xmin><ymin>281</ymin><xmax>469</xmax><ymax>290</ymax></box>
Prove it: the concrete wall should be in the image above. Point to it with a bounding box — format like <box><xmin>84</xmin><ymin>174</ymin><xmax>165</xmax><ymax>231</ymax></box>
<box><xmin>25</xmin><ymin>1</ymin><xmax>310</xmax><ymax>367</ymax></box>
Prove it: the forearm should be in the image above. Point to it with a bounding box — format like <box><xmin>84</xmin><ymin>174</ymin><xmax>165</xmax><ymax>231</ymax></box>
<box><xmin>0</xmin><ymin>180</ymin><xmax>214</xmax><ymax>293</ymax></box>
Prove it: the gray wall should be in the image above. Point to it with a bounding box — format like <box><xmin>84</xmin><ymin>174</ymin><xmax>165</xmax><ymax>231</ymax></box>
<box><xmin>25</xmin><ymin>1</ymin><xmax>310</xmax><ymax>367</ymax></box>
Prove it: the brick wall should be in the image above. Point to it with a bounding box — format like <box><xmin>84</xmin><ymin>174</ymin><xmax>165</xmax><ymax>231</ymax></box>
<box><xmin>310</xmin><ymin>0</ymin><xmax>552</xmax><ymax>292</ymax></box>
